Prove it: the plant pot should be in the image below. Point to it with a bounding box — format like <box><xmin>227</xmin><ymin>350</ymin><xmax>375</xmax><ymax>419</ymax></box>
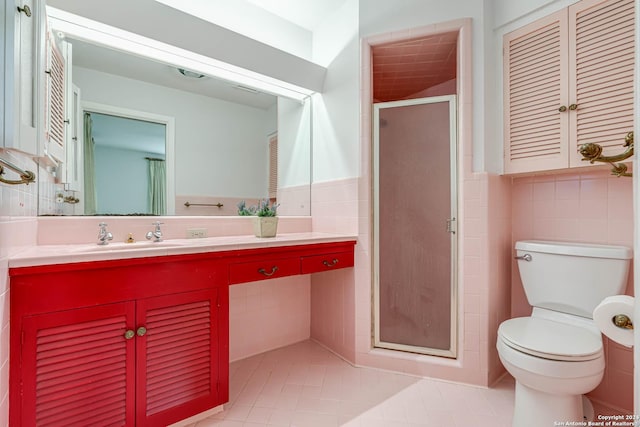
<box><xmin>252</xmin><ymin>216</ymin><xmax>278</xmax><ymax>238</ymax></box>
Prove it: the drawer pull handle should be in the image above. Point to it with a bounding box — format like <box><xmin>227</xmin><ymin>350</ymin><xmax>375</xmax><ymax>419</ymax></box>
<box><xmin>323</xmin><ymin>258</ymin><xmax>339</xmax><ymax>267</ymax></box>
<box><xmin>258</xmin><ymin>266</ymin><xmax>279</xmax><ymax>277</ymax></box>
<box><xmin>137</xmin><ymin>326</ymin><xmax>147</xmax><ymax>337</ymax></box>
<box><xmin>124</xmin><ymin>330</ymin><xmax>135</xmax><ymax>340</ymax></box>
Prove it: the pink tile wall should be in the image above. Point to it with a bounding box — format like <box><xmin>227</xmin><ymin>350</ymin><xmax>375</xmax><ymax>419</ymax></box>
<box><xmin>0</xmin><ymin>150</ymin><xmax>40</xmax><ymax>427</ymax></box>
<box><xmin>229</xmin><ymin>276</ymin><xmax>311</xmax><ymax>362</ymax></box>
<box><xmin>0</xmin><ymin>216</ymin><xmax>38</xmax><ymax>427</ymax></box>
<box><xmin>277</xmin><ymin>185</ymin><xmax>311</xmax><ymax>216</ymax></box>
<box><xmin>0</xmin><ymin>150</ymin><xmax>39</xmax><ymax>217</ymax></box>
<box><xmin>487</xmin><ymin>174</ymin><xmax>513</xmax><ymax>385</ymax></box>
<box><xmin>310</xmin><ymin>255</ymin><xmax>357</xmax><ymax>362</ymax></box>
<box><xmin>511</xmin><ymin>168</ymin><xmax>634</xmax><ymax>412</ymax></box>
<box><xmin>310</xmin><ymin>178</ymin><xmax>359</xmax><ymax>362</ymax></box>
<box><xmin>311</xmin><ymin>178</ymin><xmax>359</xmax><ymax>234</ymax></box>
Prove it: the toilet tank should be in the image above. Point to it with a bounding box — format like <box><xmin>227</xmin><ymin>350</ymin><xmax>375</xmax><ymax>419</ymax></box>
<box><xmin>515</xmin><ymin>240</ymin><xmax>632</xmax><ymax>318</ymax></box>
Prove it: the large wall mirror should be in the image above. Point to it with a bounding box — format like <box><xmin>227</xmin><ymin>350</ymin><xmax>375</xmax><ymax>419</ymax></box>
<box><xmin>41</xmin><ymin>13</ymin><xmax>312</xmax><ymax>217</ymax></box>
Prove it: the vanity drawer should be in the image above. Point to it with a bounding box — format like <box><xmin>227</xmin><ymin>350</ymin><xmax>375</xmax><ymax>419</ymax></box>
<box><xmin>301</xmin><ymin>251</ymin><xmax>354</xmax><ymax>274</ymax></box>
<box><xmin>229</xmin><ymin>257</ymin><xmax>300</xmax><ymax>284</ymax></box>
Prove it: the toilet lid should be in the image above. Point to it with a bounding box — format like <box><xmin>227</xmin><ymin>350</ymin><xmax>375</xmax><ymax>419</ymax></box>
<box><xmin>498</xmin><ymin>317</ymin><xmax>602</xmax><ymax>361</ymax></box>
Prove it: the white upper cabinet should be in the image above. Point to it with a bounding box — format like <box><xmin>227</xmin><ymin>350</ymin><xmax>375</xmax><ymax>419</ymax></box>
<box><xmin>2</xmin><ymin>0</ymin><xmax>73</xmax><ymax>169</ymax></box>
<box><xmin>504</xmin><ymin>0</ymin><xmax>634</xmax><ymax>174</ymax></box>
<box><xmin>2</xmin><ymin>0</ymin><xmax>45</xmax><ymax>155</ymax></box>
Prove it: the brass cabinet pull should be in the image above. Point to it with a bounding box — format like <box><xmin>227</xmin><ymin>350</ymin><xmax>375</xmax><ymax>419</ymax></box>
<box><xmin>322</xmin><ymin>259</ymin><xmax>339</xmax><ymax>267</ymax></box>
<box><xmin>258</xmin><ymin>266</ymin><xmax>278</xmax><ymax>277</ymax></box>
<box><xmin>17</xmin><ymin>5</ymin><xmax>32</xmax><ymax>17</ymax></box>
<box><xmin>124</xmin><ymin>330</ymin><xmax>135</xmax><ymax>340</ymax></box>
<box><xmin>137</xmin><ymin>326</ymin><xmax>147</xmax><ymax>337</ymax></box>
<box><xmin>568</xmin><ymin>103</ymin><xmax>578</xmax><ymax>111</ymax></box>
<box><xmin>558</xmin><ymin>105</ymin><xmax>567</xmax><ymax>112</ymax></box>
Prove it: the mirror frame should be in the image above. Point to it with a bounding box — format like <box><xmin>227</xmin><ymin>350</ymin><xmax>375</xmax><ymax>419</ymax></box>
<box><xmin>82</xmin><ymin>101</ymin><xmax>176</xmax><ymax>215</ymax></box>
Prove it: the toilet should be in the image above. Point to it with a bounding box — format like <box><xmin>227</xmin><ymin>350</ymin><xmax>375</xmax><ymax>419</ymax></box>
<box><xmin>497</xmin><ymin>240</ymin><xmax>632</xmax><ymax>427</ymax></box>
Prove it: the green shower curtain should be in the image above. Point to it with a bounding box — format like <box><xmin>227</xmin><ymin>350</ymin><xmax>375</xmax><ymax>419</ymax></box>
<box><xmin>83</xmin><ymin>113</ymin><xmax>97</xmax><ymax>215</ymax></box>
<box><xmin>148</xmin><ymin>159</ymin><xmax>166</xmax><ymax>215</ymax></box>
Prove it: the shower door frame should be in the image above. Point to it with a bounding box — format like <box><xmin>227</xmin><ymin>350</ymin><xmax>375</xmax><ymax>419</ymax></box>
<box><xmin>372</xmin><ymin>95</ymin><xmax>459</xmax><ymax>358</ymax></box>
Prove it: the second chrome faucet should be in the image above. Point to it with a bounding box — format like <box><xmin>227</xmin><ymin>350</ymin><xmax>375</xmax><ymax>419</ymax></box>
<box><xmin>146</xmin><ymin>221</ymin><xmax>164</xmax><ymax>242</ymax></box>
<box><xmin>97</xmin><ymin>222</ymin><xmax>113</xmax><ymax>245</ymax></box>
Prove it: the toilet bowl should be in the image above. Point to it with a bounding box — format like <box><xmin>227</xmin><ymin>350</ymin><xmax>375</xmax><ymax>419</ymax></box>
<box><xmin>497</xmin><ymin>240</ymin><xmax>632</xmax><ymax>427</ymax></box>
<box><xmin>497</xmin><ymin>314</ymin><xmax>605</xmax><ymax>426</ymax></box>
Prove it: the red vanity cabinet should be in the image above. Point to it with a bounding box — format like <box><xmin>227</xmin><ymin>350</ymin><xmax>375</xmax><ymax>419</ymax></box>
<box><xmin>228</xmin><ymin>241</ymin><xmax>356</xmax><ymax>285</ymax></box>
<box><xmin>10</xmin><ymin>254</ymin><xmax>229</xmax><ymax>427</ymax></box>
<box><xmin>9</xmin><ymin>239</ymin><xmax>356</xmax><ymax>426</ymax></box>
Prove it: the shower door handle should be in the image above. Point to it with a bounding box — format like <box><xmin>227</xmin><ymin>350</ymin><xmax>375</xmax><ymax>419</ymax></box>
<box><xmin>446</xmin><ymin>218</ymin><xmax>456</xmax><ymax>234</ymax></box>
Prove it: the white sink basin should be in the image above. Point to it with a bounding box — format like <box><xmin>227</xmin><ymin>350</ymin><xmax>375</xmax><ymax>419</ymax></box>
<box><xmin>72</xmin><ymin>241</ymin><xmax>184</xmax><ymax>253</ymax></box>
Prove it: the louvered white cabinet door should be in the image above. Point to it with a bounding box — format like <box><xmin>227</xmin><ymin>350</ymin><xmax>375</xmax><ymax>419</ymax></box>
<box><xmin>569</xmin><ymin>0</ymin><xmax>635</xmax><ymax>167</ymax></box>
<box><xmin>44</xmin><ymin>29</ymin><xmax>66</xmax><ymax>164</ymax></box>
<box><xmin>21</xmin><ymin>302</ymin><xmax>136</xmax><ymax>427</ymax></box>
<box><xmin>504</xmin><ymin>9</ymin><xmax>570</xmax><ymax>173</ymax></box>
<box><xmin>136</xmin><ymin>289</ymin><xmax>220</xmax><ymax>427</ymax></box>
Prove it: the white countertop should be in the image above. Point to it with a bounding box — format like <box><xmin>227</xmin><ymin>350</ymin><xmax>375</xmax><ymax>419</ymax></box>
<box><xmin>9</xmin><ymin>232</ymin><xmax>358</xmax><ymax>268</ymax></box>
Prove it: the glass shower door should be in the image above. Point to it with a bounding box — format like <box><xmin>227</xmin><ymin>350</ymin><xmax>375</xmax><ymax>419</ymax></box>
<box><xmin>373</xmin><ymin>95</ymin><xmax>458</xmax><ymax>357</ymax></box>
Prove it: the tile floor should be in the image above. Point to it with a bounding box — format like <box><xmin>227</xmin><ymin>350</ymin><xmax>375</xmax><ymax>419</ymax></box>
<box><xmin>188</xmin><ymin>340</ymin><xmax>626</xmax><ymax>427</ymax></box>
<box><xmin>189</xmin><ymin>340</ymin><xmax>513</xmax><ymax>426</ymax></box>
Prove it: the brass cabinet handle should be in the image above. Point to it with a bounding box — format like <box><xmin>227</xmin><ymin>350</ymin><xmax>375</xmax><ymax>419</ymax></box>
<box><xmin>17</xmin><ymin>5</ymin><xmax>32</xmax><ymax>17</ymax></box>
<box><xmin>124</xmin><ymin>330</ymin><xmax>135</xmax><ymax>340</ymax></box>
<box><xmin>258</xmin><ymin>266</ymin><xmax>279</xmax><ymax>277</ymax></box>
<box><xmin>558</xmin><ymin>105</ymin><xmax>567</xmax><ymax>112</ymax></box>
<box><xmin>322</xmin><ymin>259</ymin><xmax>339</xmax><ymax>267</ymax></box>
<box><xmin>137</xmin><ymin>326</ymin><xmax>147</xmax><ymax>337</ymax></box>
<box><xmin>569</xmin><ymin>103</ymin><xmax>578</xmax><ymax>111</ymax></box>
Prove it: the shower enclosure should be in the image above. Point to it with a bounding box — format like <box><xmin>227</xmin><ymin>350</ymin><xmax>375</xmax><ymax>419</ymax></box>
<box><xmin>373</xmin><ymin>95</ymin><xmax>458</xmax><ymax>357</ymax></box>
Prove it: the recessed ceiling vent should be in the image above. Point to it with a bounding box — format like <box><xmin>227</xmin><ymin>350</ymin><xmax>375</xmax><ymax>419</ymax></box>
<box><xmin>176</xmin><ymin>68</ymin><xmax>206</xmax><ymax>79</ymax></box>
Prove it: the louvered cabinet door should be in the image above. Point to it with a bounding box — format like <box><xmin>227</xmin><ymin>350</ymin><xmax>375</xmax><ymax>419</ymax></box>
<box><xmin>44</xmin><ymin>29</ymin><xmax>66</xmax><ymax>163</ymax></box>
<box><xmin>568</xmin><ymin>0</ymin><xmax>635</xmax><ymax>167</ymax></box>
<box><xmin>21</xmin><ymin>302</ymin><xmax>136</xmax><ymax>427</ymax></box>
<box><xmin>504</xmin><ymin>9</ymin><xmax>570</xmax><ymax>173</ymax></box>
<box><xmin>136</xmin><ymin>289</ymin><xmax>221</xmax><ymax>427</ymax></box>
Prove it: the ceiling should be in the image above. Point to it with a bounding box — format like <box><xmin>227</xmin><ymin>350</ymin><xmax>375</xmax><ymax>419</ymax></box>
<box><xmin>246</xmin><ymin>0</ymin><xmax>348</xmax><ymax>31</ymax></box>
<box><xmin>372</xmin><ymin>32</ymin><xmax>458</xmax><ymax>102</ymax></box>
<box><xmin>69</xmin><ymin>38</ymin><xmax>277</xmax><ymax>110</ymax></box>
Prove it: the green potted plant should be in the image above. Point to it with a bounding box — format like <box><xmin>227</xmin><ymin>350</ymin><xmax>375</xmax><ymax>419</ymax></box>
<box><xmin>237</xmin><ymin>199</ymin><xmax>280</xmax><ymax>237</ymax></box>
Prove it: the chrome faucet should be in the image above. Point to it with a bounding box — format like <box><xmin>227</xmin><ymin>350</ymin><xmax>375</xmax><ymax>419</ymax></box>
<box><xmin>146</xmin><ymin>221</ymin><xmax>164</xmax><ymax>242</ymax></box>
<box><xmin>97</xmin><ymin>222</ymin><xmax>113</xmax><ymax>245</ymax></box>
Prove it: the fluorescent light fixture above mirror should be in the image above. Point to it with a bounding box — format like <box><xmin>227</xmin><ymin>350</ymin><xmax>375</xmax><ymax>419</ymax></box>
<box><xmin>47</xmin><ymin>6</ymin><xmax>314</xmax><ymax>101</ymax></box>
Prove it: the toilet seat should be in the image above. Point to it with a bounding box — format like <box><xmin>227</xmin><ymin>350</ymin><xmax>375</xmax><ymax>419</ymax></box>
<box><xmin>498</xmin><ymin>317</ymin><xmax>602</xmax><ymax>362</ymax></box>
